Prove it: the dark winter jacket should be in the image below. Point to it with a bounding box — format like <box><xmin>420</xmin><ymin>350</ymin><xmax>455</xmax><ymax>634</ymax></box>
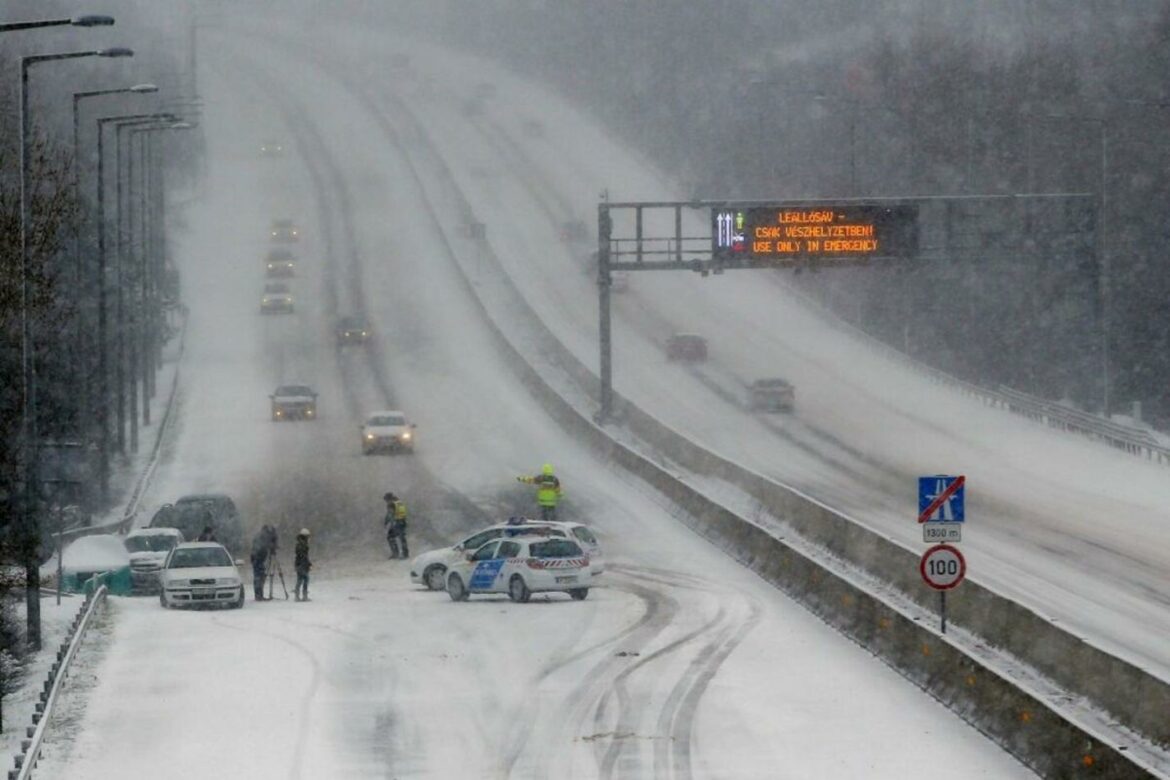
<box><xmin>294</xmin><ymin>537</ymin><xmax>311</xmax><ymax>575</ymax></box>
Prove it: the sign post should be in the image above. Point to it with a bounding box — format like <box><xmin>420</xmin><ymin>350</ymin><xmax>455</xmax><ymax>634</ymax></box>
<box><xmin>919</xmin><ymin>543</ymin><xmax>966</xmax><ymax>633</ymax></box>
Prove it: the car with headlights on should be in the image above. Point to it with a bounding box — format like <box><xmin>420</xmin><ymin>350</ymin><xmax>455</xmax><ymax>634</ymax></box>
<box><xmin>445</xmin><ymin>535</ymin><xmax>592</xmax><ymax>602</ymax></box>
<box><xmin>265</xmin><ymin>248</ymin><xmax>296</xmax><ymax>278</ymax></box>
<box><xmin>159</xmin><ymin>542</ymin><xmax>245</xmax><ymax>609</ymax></box>
<box><xmin>259</xmin><ymin>140</ymin><xmax>285</xmax><ymax>157</ymax></box>
<box><xmin>270</xmin><ymin>218</ymin><xmax>300</xmax><ymax>242</ymax></box>
<box><xmin>336</xmin><ymin>316</ymin><xmax>372</xmax><ymax>347</ymax></box>
<box><xmin>271</xmin><ymin>385</ymin><xmax>317</xmax><ymax>421</ymax></box>
<box><xmin>124</xmin><ymin>527</ymin><xmax>184</xmax><ymax>594</ymax></box>
<box><xmin>361</xmin><ymin>410</ymin><xmax>415</xmax><ymax>454</ymax></box>
<box><xmin>260</xmin><ymin>282</ymin><xmax>294</xmax><ymax>315</ymax></box>
<box><xmin>411</xmin><ymin>517</ymin><xmax>603</xmax><ymax>591</ymax></box>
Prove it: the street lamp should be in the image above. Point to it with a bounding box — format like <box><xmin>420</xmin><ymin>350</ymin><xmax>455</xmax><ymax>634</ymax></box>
<box><xmin>73</xmin><ymin>84</ymin><xmax>157</xmax><ymax>504</ymax></box>
<box><xmin>0</xmin><ymin>15</ymin><xmax>114</xmax><ymax>32</ymax></box>
<box><xmin>18</xmin><ymin>45</ymin><xmax>133</xmax><ymax>650</ymax></box>
<box><xmin>94</xmin><ymin>113</ymin><xmax>174</xmax><ymax>468</ymax></box>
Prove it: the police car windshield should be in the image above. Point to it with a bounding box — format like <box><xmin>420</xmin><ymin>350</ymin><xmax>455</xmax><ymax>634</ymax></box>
<box><xmin>168</xmin><ymin>547</ymin><xmax>232</xmax><ymax>569</ymax></box>
<box><xmin>529</xmin><ymin>539</ymin><xmax>583</xmax><ymax>558</ymax></box>
<box><xmin>276</xmin><ymin>386</ymin><xmax>313</xmax><ymax>397</ymax></box>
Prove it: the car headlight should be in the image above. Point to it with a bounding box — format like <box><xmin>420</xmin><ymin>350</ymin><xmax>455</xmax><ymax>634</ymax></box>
<box><xmin>167</xmin><ymin>578</ymin><xmax>188</xmax><ymax>587</ymax></box>
<box><xmin>361</xmin><ymin>331</ymin><xmax>368</xmax><ymax>337</ymax></box>
<box><xmin>262</xmin><ymin>297</ymin><xmax>269</xmax><ymax>304</ymax></box>
<box><xmin>365</xmin><ymin>433</ymin><xmax>375</xmax><ymax>440</ymax></box>
<box><xmin>267</xmin><ymin>263</ymin><xmax>274</xmax><ymax>269</ymax></box>
<box><xmin>271</xmin><ymin>231</ymin><xmax>278</xmax><ymax>237</ymax></box>
<box><xmin>305</xmin><ymin>409</ymin><xmax>313</xmax><ymax>416</ymax></box>
<box><xmin>401</xmin><ymin>431</ymin><xmax>412</xmax><ymax>440</ymax></box>
<box><xmin>221</xmin><ymin>577</ymin><xmax>241</xmax><ymax>587</ymax></box>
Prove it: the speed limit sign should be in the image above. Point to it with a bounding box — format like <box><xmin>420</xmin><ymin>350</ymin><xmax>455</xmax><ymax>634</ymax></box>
<box><xmin>920</xmin><ymin>544</ymin><xmax>966</xmax><ymax>590</ymax></box>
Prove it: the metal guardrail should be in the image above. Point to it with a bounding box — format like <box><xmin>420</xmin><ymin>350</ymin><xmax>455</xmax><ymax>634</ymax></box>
<box><xmin>782</xmin><ymin>279</ymin><xmax>1170</xmax><ymax>465</ymax></box>
<box><xmin>8</xmin><ymin>584</ymin><xmax>108</xmax><ymax>780</ymax></box>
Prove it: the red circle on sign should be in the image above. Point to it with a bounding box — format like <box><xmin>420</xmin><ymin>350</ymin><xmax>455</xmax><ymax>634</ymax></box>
<box><xmin>920</xmin><ymin>544</ymin><xmax>966</xmax><ymax>590</ymax></box>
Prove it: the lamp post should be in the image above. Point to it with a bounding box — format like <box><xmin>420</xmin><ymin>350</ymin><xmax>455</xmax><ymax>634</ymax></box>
<box><xmin>0</xmin><ymin>15</ymin><xmax>114</xmax><ymax>32</ymax></box>
<box><xmin>95</xmin><ymin>114</ymin><xmax>175</xmax><ymax>487</ymax></box>
<box><xmin>73</xmin><ymin>85</ymin><xmax>157</xmax><ymax>505</ymax></box>
<box><xmin>18</xmin><ymin>45</ymin><xmax>133</xmax><ymax>650</ymax></box>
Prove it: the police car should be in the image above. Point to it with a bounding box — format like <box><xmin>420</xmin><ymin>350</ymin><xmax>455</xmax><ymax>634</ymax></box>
<box><xmin>410</xmin><ymin>518</ymin><xmax>604</xmax><ymax>591</ymax></box>
<box><xmin>445</xmin><ymin>535</ymin><xmax>591</xmax><ymax>602</ymax></box>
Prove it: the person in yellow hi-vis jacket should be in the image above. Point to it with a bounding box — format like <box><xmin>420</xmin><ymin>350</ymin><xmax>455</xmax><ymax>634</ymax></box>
<box><xmin>517</xmin><ymin>463</ymin><xmax>562</xmax><ymax>521</ymax></box>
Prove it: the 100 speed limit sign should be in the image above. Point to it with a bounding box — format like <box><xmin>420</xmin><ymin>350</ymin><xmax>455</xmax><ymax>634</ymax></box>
<box><xmin>920</xmin><ymin>544</ymin><xmax>966</xmax><ymax>590</ymax></box>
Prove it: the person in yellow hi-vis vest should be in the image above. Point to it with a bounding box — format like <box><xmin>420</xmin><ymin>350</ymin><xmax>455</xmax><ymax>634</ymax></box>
<box><xmin>383</xmin><ymin>492</ymin><xmax>409</xmax><ymax>558</ymax></box>
<box><xmin>516</xmin><ymin>463</ymin><xmax>562</xmax><ymax>521</ymax></box>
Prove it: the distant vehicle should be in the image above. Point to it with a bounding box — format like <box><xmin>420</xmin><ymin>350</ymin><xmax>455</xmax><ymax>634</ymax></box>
<box><xmin>666</xmin><ymin>333</ymin><xmax>708</xmax><ymax>362</ymax></box>
<box><xmin>260</xmin><ymin>282</ymin><xmax>294</xmax><ymax>314</ymax></box>
<box><xmin>749</xmin><ymin>377</ymin><xmax>795</xmax><ymax>412</ymax></box>
<box><xmin>411</xmin><ymin>517</ymin><xmax>603</xmax><ymax>591</ymax></box>
<box><xmin>270</xmin><ymin>219</ymin><xmax>300</xmax><ymax>242</ymax></box>
<box><xmin>265</xmin><ymin>248</ymin><xmax>296</xmax><ymax>278</ymax></box>
<box><xmin>336</xmin><ymin>316</ymin><xmax>372</xmax><ymax>347</ymax></box>
<box><xmin>158</xmin><ymin>542</ymin><xmax>245</xmax><ymax>609</ymax></box>
<box><xmin>124</xmin><ymin>527</ymin><xmax>185</xmax><ymax>594</ymax></box>
<box><xmin>151</xmin><ymin>494</ymin><xmax>244</xmax><ymax>554</ymax></box>
<box><xmin>361</xmin><ymin>410</ymin><xmax>415</xmax><ymax>454</ymax></box>
<box><xmin>259</xmin><ymin>140</ymin><xmax>285</xmax><ymax>157</ymax></box>
<box><xmin>271</xmin><ymin>384</ymin><xmax>317</xmax><ymax>421</ymax></box>
<box><xmin>560</xmin><ymin>219</ymin><xmax>590</xmax><ymax>242</ymax></box>
<box><xmin>445</xmin><ymin>535</ymin><xmax>592</xmax><ymax>603</ymax></box>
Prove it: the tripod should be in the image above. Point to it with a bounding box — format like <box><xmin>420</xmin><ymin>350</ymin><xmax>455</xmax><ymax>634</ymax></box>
<box><xmin>266</xmin><ymin>555</ymin><xmax>289</xmax><ymax>600</ymax></box>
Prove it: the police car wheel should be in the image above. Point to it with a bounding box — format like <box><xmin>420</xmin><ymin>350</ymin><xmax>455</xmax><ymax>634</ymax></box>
<box><xmin>159</xmin><ymin>591</ymin><xmax>169</xmax><ymax>609</ymax></box>
<box><xmin>231</xmin><ymin>587</ymin><xmax>245</xmax><ymax>609</ymax></box>
<box><xmin>569</xmin><ymin>588</ymin><xmax>589</xmax><ymax>601</ymax></box>
<box><xmin>424</xmin><ymin>565</ymin><xmax>446</xmax><ymax>591</ymax></box>
<box><xmin>508</xmin><ymin>575</ymin><xmax>531</xmax><ymax>604</ymax></box>
<box><xmin>447</xmin><ymin>574</ymin><xmax>469</xmax><ymax>602</ymax></box>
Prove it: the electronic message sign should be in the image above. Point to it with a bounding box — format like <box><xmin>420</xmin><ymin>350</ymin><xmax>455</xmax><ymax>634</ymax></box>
<box><xmin>712</xmin><ymin>204</ymin><xmax>919</xmax><ymax>265</ymax></box>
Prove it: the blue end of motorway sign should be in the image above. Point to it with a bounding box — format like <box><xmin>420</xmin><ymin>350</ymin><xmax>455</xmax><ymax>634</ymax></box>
<box><xmin>918</xmin><ymin>475</ymin><xmax>965</xmax><ymax>522</ymax></box>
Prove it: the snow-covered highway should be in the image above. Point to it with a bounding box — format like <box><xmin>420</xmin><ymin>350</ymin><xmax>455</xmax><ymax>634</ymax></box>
<box><xmin>37</xmin><ymin>19</ymin><xmax>1033</xmax><ymax>779</ymax></box>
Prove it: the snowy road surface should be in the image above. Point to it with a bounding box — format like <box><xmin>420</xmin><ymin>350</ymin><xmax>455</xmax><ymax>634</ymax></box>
<box><xmin>41</xmin><ymin>22</ymin><xmax>1031</xmax><ymax>779</ymax></box>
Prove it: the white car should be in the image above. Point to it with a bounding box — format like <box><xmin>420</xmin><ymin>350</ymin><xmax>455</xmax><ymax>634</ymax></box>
<box><xmin>124</xmin><ymin>527</ymin><xmax>184</xmax><ymax>594</ymax></box>
<box><xmin>361</xmin><ymin>410</ymin><xmax>415</xmax><ymax>454</ymax></box>
<box><xmin>445</xmin><ymin>536</ymin><xmax>592</xmax><ymax>602</ymax></box>
<box><xmin>159</xmin><ymin>542</ymin><xmax>245</xmax><ymax>609</ymax></box>
<box><xmin>410</xmin><ymin>518</ymin><xmax>604</xmax><ymax>591</ymax></box>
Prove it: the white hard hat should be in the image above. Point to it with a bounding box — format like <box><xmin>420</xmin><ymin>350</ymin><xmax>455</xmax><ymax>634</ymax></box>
<box><xmin>298</xmin><ymin>528</ymin><xmax>311</xmax><ymax>536</ymax></box>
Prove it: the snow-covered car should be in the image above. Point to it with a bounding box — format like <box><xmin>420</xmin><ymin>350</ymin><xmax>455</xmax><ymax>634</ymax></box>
<box><xmin>271</xmin><ymin>385</ymin><xmax>317</xmax><ymax>421</ymax></box>
<box><xmin>270</xmin><ymin>219</ymin><xmax>300</xmax><ymax>242</ymax></box>
<box><xmin>361</xmin><ymin>410</ymin><xmax>415</xmax><ymax>454</ymax></box>
<box><xmin>749</xmin><ymin>377</ymin><xmax>795</xmax><ymax>412</ymax></box>
<box><xmin>265</xmin><ymin>249</ymin><xmax>296</xmax><ymax>278</ymax></box>
<box><xmin>260</xmin><ymin>282</ymin><xmax>294</xmax><ymax>314</ymax></box>
<box><xmin>124</xmin><ymin>527</ymin><xmax>185</xmax><ymax>594</ymax></box>
<box><xmin>336</xmin><ymin>316</ymin><xmax>372</xmax><ymax>347</ymax></box>
<box><xmin>446</xmin><ymin>536</ymin><xmax>592</xmax><ymax>602</ymax></box>
<box><xmin>159</xmin><ymin>542</ymin><xmax>245</xmax><ymax>609</ymax></box>
<box><xmin>53</xmin><ymin>534</ymin><xmax>132</xmax><ymax>595</ymax></box>
<box><xmin>411</xmin><ymin>518</ymin><xmax>603</xmax><ymax>591</ymax></box>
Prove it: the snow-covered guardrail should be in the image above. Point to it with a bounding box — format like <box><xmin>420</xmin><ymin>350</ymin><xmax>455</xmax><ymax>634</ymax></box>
<box><xmin>8</xmin><ymin>584</ymin><xmax>107</xmax><ymax>780</ymax></box>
